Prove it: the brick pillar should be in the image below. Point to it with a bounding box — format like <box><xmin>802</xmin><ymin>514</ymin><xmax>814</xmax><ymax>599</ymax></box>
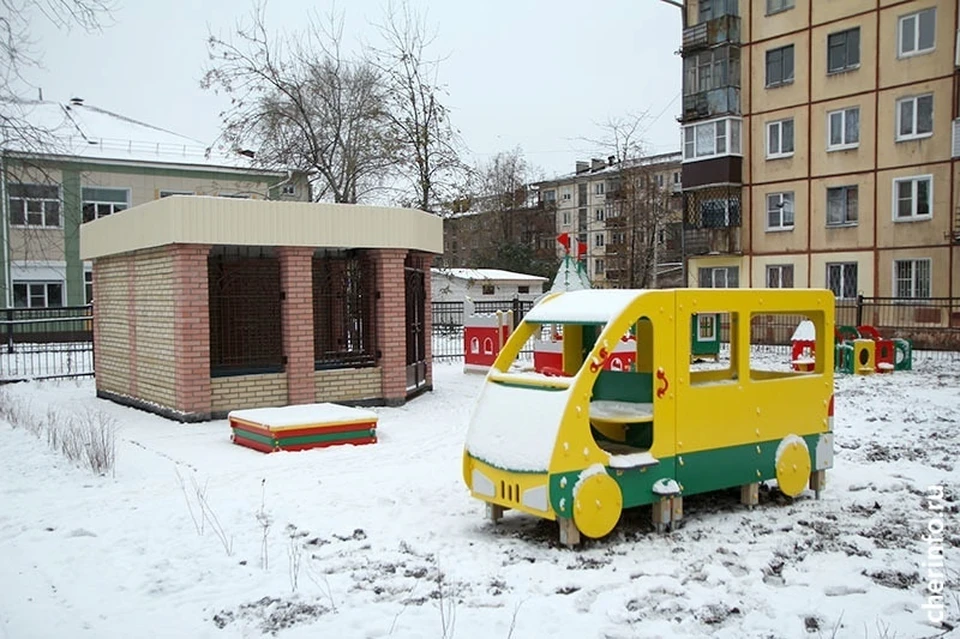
<box><xmin>92</xmin><ymin>259</ymin><xmax>103</xmax><ymax>392</ymax></box>
<box><xmin>172</xmin><ymin>244</ymin><xmax>212</xmax><ymax>418</ymax></box>
<box><xmin>419</xmin><ymin>253</ymin><xmax>435</xmax><ymax>389</ymax></box>
<box><xmin>373</xmin><ymin>249</ymin><xmax>408</xmax><ymax>404</ymax></box>
<box><xmin>279</xmin><ymin>246</ymin><xmax>316</xmax><ymax>405</ymax></box>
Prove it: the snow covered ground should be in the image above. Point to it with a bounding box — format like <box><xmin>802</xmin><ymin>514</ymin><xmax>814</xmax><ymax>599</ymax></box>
<box><xmin>1</xmin><ymin>356</ymin><xmax>958</xmax><ymax>639</ymax></box>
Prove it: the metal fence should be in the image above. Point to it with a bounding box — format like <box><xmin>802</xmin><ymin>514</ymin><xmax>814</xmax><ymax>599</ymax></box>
<box><xmin>0</xmin><ymin>305</ymin><xmax>94</xmax><ymax>382</ymax></box>
<box><xmin>432</xmin><ymin>299</ymin><xmax>535</xmax><ymax>360</ymax></box>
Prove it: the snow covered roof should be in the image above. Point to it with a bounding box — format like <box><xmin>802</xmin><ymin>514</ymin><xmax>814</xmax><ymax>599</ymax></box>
<box><xmin>526</xmin><ymin>289</ymin><xmax>648</xmax><ymax>324</ymax></box>
<box><xmin>536</xmin><ymin>152</ymin><xmax>682</xmax><ymax>186</ymax></box>
<box><xmin>431</xmin><ymin>268</ymin><xmax>548</xmax><ymax>283</ymax></box>
<box><xmin>2</xmin><ymin>99</ymin><xmax>289</xmax><ymax>175</ymax></box>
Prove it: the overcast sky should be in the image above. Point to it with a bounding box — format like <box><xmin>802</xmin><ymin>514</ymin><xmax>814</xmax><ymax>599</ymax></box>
<box><xmin>30</xmin><ymin>0</ymin><xmax>682</xmax><ymax>179</ymax></box>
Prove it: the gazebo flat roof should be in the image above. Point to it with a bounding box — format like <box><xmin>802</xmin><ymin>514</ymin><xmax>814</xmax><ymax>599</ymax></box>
<box><xmin>80</xmin><ymin>196</ymin><xmax>443</xmax><ymax>260</ymax></box>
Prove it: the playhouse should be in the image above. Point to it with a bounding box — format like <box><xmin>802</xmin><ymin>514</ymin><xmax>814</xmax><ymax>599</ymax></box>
<box><xmin>80</xmin><ymin>196</ymin><xmax>442</xmax><ymax>421</ymax></box>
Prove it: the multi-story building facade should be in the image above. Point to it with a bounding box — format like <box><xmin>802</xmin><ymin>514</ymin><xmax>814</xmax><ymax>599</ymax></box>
<box><xmin>681</xmin><ymin>0</ymin><xmax>959</xmax><ymax>306</ymax></box>
<box><xmin>538</xmin><ymin>153</ymin><xmax>686</xmax><ymax>288</ymax></box>
<box><xmin>2</xmin><ymin>99</ymin><xmax>310</xmax><ymax>308</ymax></box>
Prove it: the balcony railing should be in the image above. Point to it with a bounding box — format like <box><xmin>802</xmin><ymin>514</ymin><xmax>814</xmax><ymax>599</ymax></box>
<box><xmin>682</xmin><ymin>86</ymin><xmax>740</xmax><ymax>120</ymax></box>
<box><xmin>682</xmin><ymin>15</ymin><xmax>740</xmax><ymax>53</ymax></box>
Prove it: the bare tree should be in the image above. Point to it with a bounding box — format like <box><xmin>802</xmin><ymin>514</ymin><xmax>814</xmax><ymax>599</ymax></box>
<box><xmin>585</xmin><ymin>113</ymin><xmax>673</xmax><ymax>289</ymax></box>
<box><xmin>370</xmin><ymin>2</ymin><xmax>462</xmax><ymax>212</ymax></box>
<box><xmin>1</xmin><ymin>0</ymin><xmax>113</xmax><ymax>150</ymax></box>
<box><xmin>202</xmin><ymin>2</ymin><xmax>395</xmax><ymax>203</ymax></box>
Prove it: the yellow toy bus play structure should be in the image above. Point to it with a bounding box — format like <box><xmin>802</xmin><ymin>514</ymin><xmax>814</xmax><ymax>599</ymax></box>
<box><xmin>462</xmin><ymin>288</ymin><xmax>836</xmax><ymax>546</ymax></box>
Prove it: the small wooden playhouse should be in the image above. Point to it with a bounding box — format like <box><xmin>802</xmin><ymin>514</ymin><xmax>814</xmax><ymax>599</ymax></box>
<box><xmin>80</xmin><ymin>196</ymin><xmax>443</xmax><ymax>422</ymax></box>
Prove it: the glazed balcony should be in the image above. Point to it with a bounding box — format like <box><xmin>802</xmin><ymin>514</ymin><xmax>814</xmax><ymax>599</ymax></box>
<box><xmin>682</xmin><ymin>15</ymin><xmax>740</xmax><ymax>53</ymax></box>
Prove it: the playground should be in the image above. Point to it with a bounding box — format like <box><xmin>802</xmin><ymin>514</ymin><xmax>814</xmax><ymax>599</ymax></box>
<box><xmin>1</xmin><ymin>352</ymin><xmax>958</xmax><ymax>638</ymax></box>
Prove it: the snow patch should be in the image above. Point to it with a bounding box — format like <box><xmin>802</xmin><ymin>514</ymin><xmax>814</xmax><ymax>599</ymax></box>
<box><xmin>791</xmin><ymin>320</ymin><xmax>816</xmax><ymax>341</ymax></box>
<box><xmin>228</xmin><ymin>403</ymin><xmax>377</xmax><ymax>428</ymax></box>
<box><xmin>775</xmin><ymin>434</ymin><xmax>809</xmax><ymax>466</ymax></box>
<box><xmin>572</xmin><ymin>463</ymin><xmax>607</xmax><ymax>496</ymax></box>
<box><xmin>652</xmin><ymin>478</ymin><xmax>681</xmax><ymax>495</ymax></box>
<box><xmin>608</xmin><ymin>451</ymin><xmax>658</xmax><ymax>469</ymax></box>
<box><xmin>525</xmin><ymin>289</ymin><xmax>646</xmax><ymax>325</ymax></box>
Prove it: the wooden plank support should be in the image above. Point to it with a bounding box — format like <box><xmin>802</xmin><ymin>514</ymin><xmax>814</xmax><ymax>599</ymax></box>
<box><xmin>809</xmin><ymin>470</ymin><xmax>826</xmax><ymax>500</ymax></box>
<box><xmin>558</xmin><ymin>517</ymin><xmax>580</xmax><ymax>547</ymax></box>
<box><xmin>486</xmin><ymin>503</ymin><xmax>505</xmax><ymax>523</ymax></box>
<box><xmin>740</xmin><ymin>483</ymin><xmax>760</xmax><ymax>508</ymax></box>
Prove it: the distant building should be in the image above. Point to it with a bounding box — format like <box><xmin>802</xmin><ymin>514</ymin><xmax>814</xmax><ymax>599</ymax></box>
<box><xmin>2</xmin><ymin>99</ymin><xmax>311</xmax><ymax>308</ymax></box>
<box><xmin>438</xmin><ymin>187</ymin><xmax>558</xmax><ymax>278</ymax></box>
<box><xmin>431</xmin><ymin>267</ymin><xmax>549</xmax><ymax>303</ymax></box>
<box><xmin>536</xmin><ymin>153</ymin><xmax>689</xmax><ymax>289</ymax></box>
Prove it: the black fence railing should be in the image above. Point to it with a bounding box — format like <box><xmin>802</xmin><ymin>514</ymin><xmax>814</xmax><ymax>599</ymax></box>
<box><xmin>855</xmin><ymin>296</ymin><xmax>959</xmax><ymax>351</ymax></box>
<box><xmin>0</xmin><ymin>305</ymin><xmax>94</xmax><ymax>382</ymax></box>
<box><xmin>432</xmin><ymin>299</ymin><xmax>535</xmax><ymax>360</ymax></box>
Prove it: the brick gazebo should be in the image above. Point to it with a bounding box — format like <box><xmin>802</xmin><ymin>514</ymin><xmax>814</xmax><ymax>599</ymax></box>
<box><xmin>80</xmin><ymin>196</ymin><xmax>442</xmax><ymax>422</ymax></box>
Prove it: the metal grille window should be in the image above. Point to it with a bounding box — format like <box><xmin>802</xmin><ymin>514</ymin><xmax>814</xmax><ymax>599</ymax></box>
<box><xmin>698</xmin><ymin>266</ymin><xmax>739</xmax><ymax>288</ymax></box>
<box><xmin>826</xmin><ymin>186</ymin><xmax>858</xmax><ymax>226</ymax></box>
<box><xmin>766</xmin><ymin>192</ymin><xmax>795</xmax><ymax>230</ymax></box>
<box><xmin>827</xmin><ymin>28</ymin><xmax>860</xmax><ymax>73</ymax></box>
<box><xmin>766</xmin><ymin>264</ymin><xmax>794</xmax><ymax>288</ymax></box>
<box><xmin>828</xmin><ymin>107</ymin><xmax>860</xmax><ymax>150</ymax></box>
<box><xmin>700</xmin><ymin>198</ymin><xmax>741</xmax><ymax>228</ymax></box>
<box><xmin>208</xmin><ymin>247</ymin><xmax>282</xmax><ymax>376</ymax></box>
<box><xmin>894</xmin><ymin>259</ymin><xmax>931</xmax><ymax>298</ymax></box>
<box><xmin>13</xmin><ymin>281</ymin><xmax>63</xmax><ymax>308</ymax></box>
<box><xmin>8</xmin><ymin>184</ymin><xmax>61</xmax><ymax>227</ymax></box>
<box><xmin>896</xmin><ymin>94</ymin><xmax>934</xmax><ymax>140</ymax></box>
<box><xmin>898</xmin><ymin>8</ymin><xmax>936</xmax><ymax>57</ymax></box>
<box><xmin>765</xmin><ymin>45</ymin><xmax>794</xmax><ymax>87</ymax></box>
<box><xmin>82</xmin><ymin>187</ymin><xmax>129</xmax><ymax>223</ymax></box>
<box><xmin>313</xmin><ymin>250</ymin><xmax>377</xmax><ymax>369</ymax></box>
<box><xmin>893</xmin><ymin>175</ymin><xmax>932</xmax><ymax>220</ymax></box>
<box><xmin>826</xmin><ymin>263</ymin><xmax>857</xmax><ymax>300</ymax></box>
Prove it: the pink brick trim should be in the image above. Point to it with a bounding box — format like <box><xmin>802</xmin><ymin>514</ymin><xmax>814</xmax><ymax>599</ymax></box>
<box><xmin>172</xmin><ymin>244</ymin><xmax>212</xmax><ymax>414</ymax></box>
<box><xmin>279</xmin><ymin>246</ymin><xmax>316</xmax><ymax>405</ymax></box>
<box><xmin>372</xmin><ymin>249</ymin><xmax>408</xmax><ymax>402</ymax></box>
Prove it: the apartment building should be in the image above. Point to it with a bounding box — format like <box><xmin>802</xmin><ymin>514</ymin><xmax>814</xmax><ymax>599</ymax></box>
<box><xmin>2</xmin><ymin>99</ymin><xmax>310</xmax><ymax>308</ymax></box>
<box><xmin>680</xmin><ymin>0</ymin><xmax>959</xmax><ymax>305</ymax></box>
<box><xmin>537</xmin><ymin>153</ymin><xmax>686</xmax><ymax>288</ymax></box>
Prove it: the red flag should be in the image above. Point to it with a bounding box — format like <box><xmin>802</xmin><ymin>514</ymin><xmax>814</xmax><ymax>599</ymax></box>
<box><xmin>577</xmin><ymin>241</ymin><xmax>587</xmax><ymax>260</ymax></box>
<box><xmin>557</xmin><ymin>232</ymin><xmax>571</xmax><ymax>250</ymax></box>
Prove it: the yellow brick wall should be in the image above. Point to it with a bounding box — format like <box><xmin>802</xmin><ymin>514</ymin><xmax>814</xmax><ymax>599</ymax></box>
<box><xmin>94</xmin><ymin>247</ymin><xmax>177</xmax><ymax>408</ymax></box>
<box><xmin>315</xmin><ymin>367</ymin><xmax>382</xmax><ymax>403</ymax></box>
<box><xmin>211</xmin><ymin>373</ymin><xmax>289</xmax><ymax>412</ymax></box>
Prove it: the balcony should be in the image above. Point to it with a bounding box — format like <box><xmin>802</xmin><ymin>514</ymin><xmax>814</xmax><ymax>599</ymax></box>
<box><xmin>682</xmin><ymin>15</ymin><xmax>740</xmax><ymax>53</ymax></box>
<box><xmin>682</xmin><ymin>87</ymin><xmax>740</xmax><ymax>121</ymax></box>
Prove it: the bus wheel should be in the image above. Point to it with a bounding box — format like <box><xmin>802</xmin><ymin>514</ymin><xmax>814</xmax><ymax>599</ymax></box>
<box><xmin>573</xmin><ymin>472</ymin><xmax>623</xmax><ymax>539</ymax></box>
<box><xmin>776</xmin><ymin>435</ymin><xmax>811</xmax><ymax>498</ymax></box>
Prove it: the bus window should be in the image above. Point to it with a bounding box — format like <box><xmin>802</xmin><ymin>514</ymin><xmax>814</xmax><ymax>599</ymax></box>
<box><xmin>689</xmin><ymin>312</ymin><xmax>738</xmax><ymax>385</ymax></box>
<box><xmin>749</xmin><ymin>312</ymin><xmax>821</xmax><ymax>379</ymax></box>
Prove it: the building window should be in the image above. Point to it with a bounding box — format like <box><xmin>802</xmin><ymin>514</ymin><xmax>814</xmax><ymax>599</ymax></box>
<box><xmin>8</xmin><ymin>184</ymin><xmax>61</xmax><ymax>228</ymax></box>
<box><xmin>595</xmin><ymin>259</ymin><xmax>605</xmax><ymax>275</ymax></box>
<box><xmin>766</xmin><ymin>265</ymin><xmax>794</xmax><ymax>288</ymax></box>
<box><xmin>898</xmin><ymin>8</ymin><xmax>936</xmax><ymax>58</ymax></box>
<box><xmin>827</xmin><ymin>263</ymin><xmax>858</xmax><ymax>300</ymax></box>
<box><xmin>698</xmin><ymin>266</ymin><xmax>739</xmax><ymax>288</ymax></box>
<box><xmin>766</xmin><ymin>0</ymin><xmax>793</xmax><ymax>15</ymax></box>
<box><xmin>765</xmin><ymin>45</ymin><xmax>794</xmax><ymax>88</ymax></box>
<box><xmin>766</xmin><ymin>119</ymin><xmax>795</xmax><ymax>158</ymax></box>
<box><xmin>682</xmin><ymin>117</ymin><xmax>742</xmax><ymax>161</ymax></box>
<box><xmin>595</xmin><ymin>182</ymin><xmax>604</xmax><ymax>195</ymax></box>
<box><xmin>893</xmin><ymin>175</ymin><xmax>932</xmax><ymax>221</ymax></box>
<box><xmin>827</xmin><ymin>107</ymin><xmax>860</xmax><ymax>150</ymax></box>
<box><xmin>481</xmin><ymin>284</ymin><xmax>495</xmax><ymax>295</ymax></box>
<box><xmin>827</xmin><ymin>28</ymin><xmax>860</xmax><ymax>73</ymax></box>
<box><xmin>562</xmin><ymin>190</ymin><xmax>571</xmax><ymax>201</ymax></box>
<box><xmin>698</xmin><ymin>0</ymin><xmax>738</xmax><ymax>22</ymax></box>
<box><xmin>673</xmin><ymin>171</ymin><xmax>681</xmax><ymax>185</ymax></box>
<box><xmin>684</xmin><ymin>48</ymin><xmax>740</xmax><ymax>96</ymax></box>
<box><xmin>562</xmin><ymin>211</ymin><xmax>571</xmax><ymax>225</ymax></box>
<box><xmin>595</xmin><ymin>208</ymin><xmax>605</xmax><ymax>222</ymax></box>
<box><xmin>595</xmin><ymin>233</ymin><xmax>605</xmax><ymax>247</ymax></box>
<box><xmin>895</xmin><ymin>94</ymin><xmax>933</xmax><ymax>141</ymax></box>
<box><xmin>13</xmin><ymin>281</ymin><xmax>63</xmax><ymax>308</ymax></box>
<box><xmin>826</xmin><ymin>186</ymin><xmax>858</xmax><ymax>226</ymax></box>
<box><xmin>84</xmin><ymin>271</ymin><xmax>93</xmax><ymax>304</ymax></box>
<box><xmin>159</xmin><ymin>190</ymin><xmax>194</xmax><ymax>198</ymax></box>
<box><xmin>280</xmin><ymin>184</ymin><xmax>297</xmax><ymax>196</ymax></box>
<box><xmin>766</xmin><ymin>192</ymin><xmax>795</xmax><ymax>231</ymax></box>
<box><xmin>82</xmin><ymin>187</ymin><xmax>130</xmax><ymax>223</ymax></box>
<box><xmin>655</xmin><ymin>174</ymin><xmax>664</xmax><ymax>188</ymax></box>
<box><xmin>518</xmin><ymin>285</ymin><xmax>530</xmax><ymax>295</ymax></box>
<box><xmin>894</xmin><ymin>259</ymin><xmax>931</xmax><ymax>298</ymax></box>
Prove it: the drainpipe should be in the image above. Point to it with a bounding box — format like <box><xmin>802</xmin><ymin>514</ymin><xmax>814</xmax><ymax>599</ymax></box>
<box><xmin>270</xmin><ymin>169</ymin><xmax>295</xmax><ymax>200</ymax></box>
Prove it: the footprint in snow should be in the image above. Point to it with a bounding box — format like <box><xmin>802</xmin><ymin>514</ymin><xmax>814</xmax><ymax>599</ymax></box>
<box><xmin>67</xmin><ymin>528</ymin><xmax>97</xmax><ymax>538</ymax></box>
